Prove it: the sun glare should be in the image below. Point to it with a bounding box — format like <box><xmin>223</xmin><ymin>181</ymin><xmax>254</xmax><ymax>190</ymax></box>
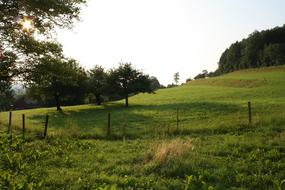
<box><xmin>21</xmin><ymin>18</ymin><xmax>33</xmax><ymax>32</ymax></box>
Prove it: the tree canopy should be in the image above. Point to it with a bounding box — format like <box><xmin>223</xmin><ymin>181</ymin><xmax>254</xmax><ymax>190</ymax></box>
<box><xmin>0</xmin><ymin>51</ymin><xmax>17</xmax><ymax>110</ymax></box>
<box><xmin>216</xmin><ymin>25</ymin><xmax>285</xmax><ymax>75</ymax></box>
<box><xmin>0</xmin><ymin>0</ymin><xmax>86</xmax><ymax>110</ymax></box>
<box><xmin>26</xmin><ymin>57</ymin><xmax>88</xmax><ymax>111</ymax></box>
<box><xmin>0</xmin><ymin>0</ymin><xmax>86</xmax><ymax>62</ymax></box>
<box><xmin>89</xmin><ymin>65</ymin><xmax>107</xmax><ymax>105</ymax></box>
<box><xmin>0</xmin><ymin>0</ymin><xmax>86</xmax><ymax>41</ymax></box>
<box><xmin>0</xmin><ymin>0</ymin><xmax>86</xmax><ymax>76</ymax></box>
<box><xmin>107</xmin><ymin>63</ymin><xmax>153</xmax><ymax>107</ymax></box>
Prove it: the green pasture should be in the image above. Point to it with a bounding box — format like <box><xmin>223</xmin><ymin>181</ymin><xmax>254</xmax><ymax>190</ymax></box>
<box><xmin>0</xmin><ymin>66</ymin><xmax>285</xmax><ymax>189</ymax></box>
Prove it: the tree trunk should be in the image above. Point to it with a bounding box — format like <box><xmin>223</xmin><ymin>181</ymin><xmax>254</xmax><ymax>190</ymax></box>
<box><xmin>125</xmin><ymin>95</ymin><xmax>129</xmax><ymax>107</ymax></box>
<box><xmin>55</xmin><ymin>94</ymin><xmax>62</xmax><ymax>111</ymax></box>
<box><xmin>95</xmin><ymin>94</ymin><xmax>101</xmax><ymax>105</ymax></box>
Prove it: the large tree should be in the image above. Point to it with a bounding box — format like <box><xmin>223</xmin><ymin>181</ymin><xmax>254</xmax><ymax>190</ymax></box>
<box><xmin>0</xmin><ymin>0</ymin><xmax>86</xmax><ymax>82</ymax></box>
<box><xmin>0</xmin><ymin>0</ymin><xmax>86</xmax><ymax>109</ymax></box>
<box><xmin>26</xmin><ymin>57</ymin><xmax>88</xmax><ymax>111</ymax></box>
<box><xmin>107</xmin><ymin>63</ymin><xmax>153</xmax><ymax>107</ymax></box>
<box><xmin>89</xmin><ymin>65</ymin><xmax>107</xmax><ymax>105</ymax></box>
<box><xmin>0</xmin><ymin>0</ymin><xmax>86</xmax><ymax>46</ymax></box>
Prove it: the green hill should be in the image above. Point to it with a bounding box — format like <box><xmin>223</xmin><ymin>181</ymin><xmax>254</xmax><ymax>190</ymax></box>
<box><xmin>0</xmin><ymin>66</ymin><xmax>285</xmax><ymax>189</ymax></box>
<box><xmin>1</xmin><ymin>65</ymin><xmax>284</xmax><ymax>138</ymax></box>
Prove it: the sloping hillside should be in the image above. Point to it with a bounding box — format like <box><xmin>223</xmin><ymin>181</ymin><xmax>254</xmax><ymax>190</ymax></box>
<box><xmin>0</xmin><ymin>66</ymin><xmax>284</xmax><ymax>189</ymax></box>
<box><xmin>1</xmin><ymin>66</ymin><xmax>285</xmax><ymax>137</ymax></box>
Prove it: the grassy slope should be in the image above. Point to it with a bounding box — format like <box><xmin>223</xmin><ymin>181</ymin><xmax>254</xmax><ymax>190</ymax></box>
<box><xmin>0</xmin><ymin>66</ymin><xmax>285</xmax><ymax>189</ymax></box>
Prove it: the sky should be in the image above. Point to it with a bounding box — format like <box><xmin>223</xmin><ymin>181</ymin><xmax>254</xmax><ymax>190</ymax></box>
<box><xmin>57</xmin><ymin>0</ymin><xmax>285</xmax><ymax>85</ymax></box>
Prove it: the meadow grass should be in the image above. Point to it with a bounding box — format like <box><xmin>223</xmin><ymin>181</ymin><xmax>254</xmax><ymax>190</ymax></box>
<box><xmin>0</xmin><ymin>66</ymin><xmax>285</xmax><ymax>189</ymax></box>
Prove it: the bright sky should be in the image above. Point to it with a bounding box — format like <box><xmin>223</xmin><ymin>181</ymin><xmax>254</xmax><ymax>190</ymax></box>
<box><xmin>57</xmin><ymin>0</ymin><xmax>285</xmax><ymax>85</ymax></box>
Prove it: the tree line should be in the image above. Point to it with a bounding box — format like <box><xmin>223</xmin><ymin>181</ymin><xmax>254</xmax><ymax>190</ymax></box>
<box><xmin>2</xmin><ymin>53</ymin><xmax>160</xmax><ymax>110</ymax></box>
<box><xmin>191</xmin><ymin>25</ymin><xmax>285</xmax><ymax>81</ymax></box>
<box><xmin>29</xmin><ymin>61</ymin><xmax>160</xmax><ymax>110</ymax></box>
<box><xmin>216</xmin><ymin>25</ymin><xmax>285</xmax><ymax>75</ymax></box>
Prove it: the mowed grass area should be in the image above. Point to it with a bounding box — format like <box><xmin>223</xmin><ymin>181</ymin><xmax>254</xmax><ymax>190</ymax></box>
<box><xmin>0</xmin><ymin>66</ymin><xmax>285</xmax><ymax>189</ymax></box>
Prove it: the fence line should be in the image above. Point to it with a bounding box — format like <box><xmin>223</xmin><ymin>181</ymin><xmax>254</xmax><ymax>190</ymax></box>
<box><xmin>0</xmin><ymin>102</ymin><xmax>255</xmax><ymax>140</ymax></box>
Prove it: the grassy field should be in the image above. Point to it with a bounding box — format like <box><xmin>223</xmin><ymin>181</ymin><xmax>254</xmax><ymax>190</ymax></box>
<box><xmin>0</xmin><ymin>66</ymin><xmax>285</xmax><ymax>189</ymax></box>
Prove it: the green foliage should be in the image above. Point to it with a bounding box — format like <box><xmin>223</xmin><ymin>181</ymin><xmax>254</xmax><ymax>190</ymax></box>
<box><xmin>0</xmin><ymin>0</ymin><xmax>86</xmax><ymax>42</ymax></box>
<box><xmin>89</xmin><ymin>65</ymin><xmax>108</xmax><ymax>105</ymax></box>
<box><xmin>0</xmin><ymin>0</ymin><xmax>86</xmax><ymax>110</ymax></box>
<box><xmin>217</xmin><ymin>25</ymin><xmax>285</xmax><ymax>74</ymax></box>
<box><xmin>184</xmin><ymin>175</ymin><xmax>215</xmax><ymax>190</ymax></box>
<box><xmin>0</xmin><ymin>136</ymin><xmax>45</xmax><ymax>190</ymax></box>
<box><xmin>27</xmin><ymin>57</ymin><xmax>88</xmax><ymax>110</ymax></box>
<box><xmin>194</xmin><ymin>70</ymin><xmax>209</xmax><ymax>80</ymax></box>
<box><xmin>262</xmin><ymin>43</ymin><xmax>285</xmax><ymax>66</ymax></box>
<box><xmin>273</xmin><ymin>179</ymin><xmax>285</xmax><ymax>190</ymax></box>
<box><xmin>87</xmin><ymin>63</ymin><xmax>157</xmax><ymax>106</ymax></box>
<box><xmin>0</xmin><ymin>51</ymin><xmax>17</xmax><ymax>110</ymax></box>
<box><xmin>107</xmin><ymin>62</ymin><xmax>153</xmax><ymax>107</ymax></box>
<box><xmin>149</xmin><ymin>76</ymin><xmax>161</xmax><ymax>91</ymax></box>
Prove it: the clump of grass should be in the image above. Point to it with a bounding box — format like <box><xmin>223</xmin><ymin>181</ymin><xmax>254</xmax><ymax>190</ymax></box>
<box><xmin>143</xmin><ymin>138</ymin><xmax>195</xmax><ymax>178</ymax></box>
<box><xmin>51</xmin><ymin>120</ymin><xmax>81</xmax><ymax>138</ymax></box>
<box><xmin>148</xmin><ymin>138</ymin><xmax>194</xmax><ymax>165</ymax></box>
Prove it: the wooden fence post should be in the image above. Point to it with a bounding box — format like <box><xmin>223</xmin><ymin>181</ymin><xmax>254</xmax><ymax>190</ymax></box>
<box><xmin>167</xmin><ymin>124</ymin><xmax>170</xmax><ymax>134</ymax></box>
<box><xmin>122</xmin><ymin>124</ymin><xmax>126</xmax><ymax>143</ymax></box>
<box><xmin>176</xmin><ymin>107</ymin><xmax>179</xmax><ymax>131</ymax></box>
<box><xmin>122</xmin><ymin>123</ymin><xmax>126</xmax><ymax>140</ymax></box>
<box><xmin>22</xmin><ymin>114</ymin><xmax>25</xmax><ymax>138</ymax></box>
<box><xmin>44</xmin><ymin>115</ymin><xmax>49</xmax><ymax>138</ymax></box>
<box><xmin>248</xmin><ymin>101</ymin><xmax>252</xmax><ymax>125</ymax></box>
<box><xmin>8</xmin><ymin>111</ymin><xmax>12</xmax><ymax>134</ymax></box>
<box><xmin>107</xmin><ymin>112</ymin><xmax>111</xmax><ymax>137</ymax></box>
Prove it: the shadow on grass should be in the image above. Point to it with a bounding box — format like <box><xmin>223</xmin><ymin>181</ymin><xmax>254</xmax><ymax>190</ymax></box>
<box><xmin>25</xmin><ymin>101</ymin><xmax>248</xmax><ymax>140</ymax></box>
